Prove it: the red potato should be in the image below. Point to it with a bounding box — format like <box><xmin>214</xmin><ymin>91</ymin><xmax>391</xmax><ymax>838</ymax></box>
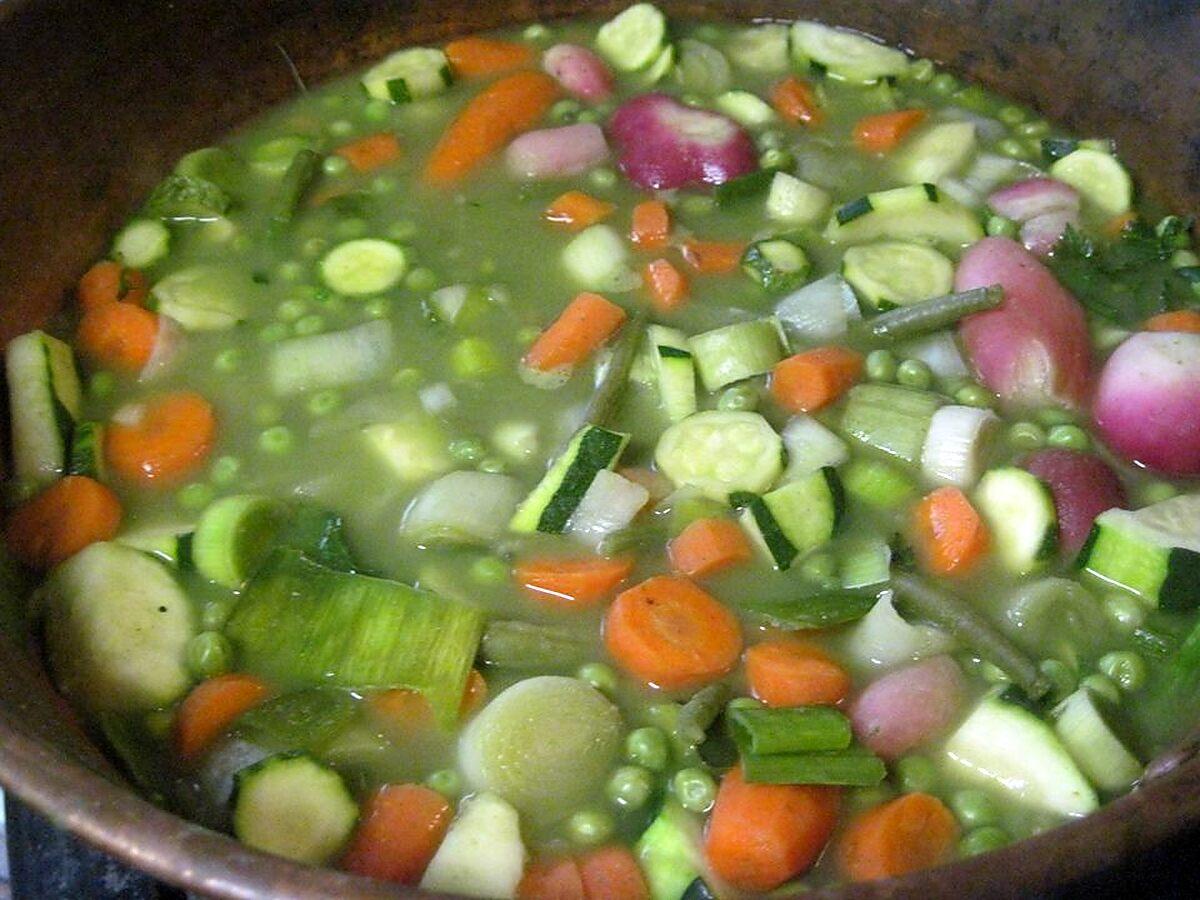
<box><xmin>849</xmin><ymin>656</ymin><xmax>967</xmax><ymax>760</ymax></box>
<box><xmin>1093</xmin><ymin>331</ymin><xmax>1200</xmax><ymax>476</ymax></box>
<box><xmin>987</xmin><ymin>177</ymin><xmax>1079</xmax><ymax>223</ymax></box>
<box><xmin>1021</xmin><ymin>448</ymin><xmax>1128</xmax><ymax>554</ymax></box>
<box><xmin>956</xmin><ymin>236</ymin><xmax>1093</xmax><ymax>409</ymax></box>
<box><xmin>608</xmin><ymin>93</ymin><xmax>757</xmax><ymax>191</ymax></box>
<box><xmin>506</xmin><ymin>123</ymin><xmax>609</xmax><ymax>179</ymax></box>
<box><xmin>542</xmin><ymin>43</ymin><xmax>613</xmax><ymax>102</ymax></box>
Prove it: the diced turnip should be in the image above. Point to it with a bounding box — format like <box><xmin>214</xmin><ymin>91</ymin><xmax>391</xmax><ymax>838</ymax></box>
<box><xmin>1020</xmin><ymin>209</ymin><xmax>1079</xmax><ymax>257</ymax></box>
<box><xmin>543</xmin><ymin>43</ymin><xmax>613</xmax><ymax>102</ymax></box>
<box><xmin>1093</xmin><ymin>331</ymin><xmax>1200</xmax><ymax>476</ymax></box>
<box><xmin>849</xmin><ymin>655</ymin><xmax>967</xmax><ymax>760</ymax></box>
<box><xmin>609</xmin><ymin>93</ymin><xmax>757</xmax><ymax>190</ymax></box>
<box><xmin>987</xmin><ymin>177</ymin><xmax>1080</xmax><ymax>223</ymax></box>
<box><xmin>506</xmin><ymin>123</ymin><xmax>609</xmax><ymax>180</ymax></box>
<box><xmin>956</xmin><ymin>237</ymin><xmax>1092</xmax><ymax>408</ymax></box>
<box><xmin>1021</xmin><ymin>448</ymin><xmax>1127</xmax><ymax>554</ymax></box>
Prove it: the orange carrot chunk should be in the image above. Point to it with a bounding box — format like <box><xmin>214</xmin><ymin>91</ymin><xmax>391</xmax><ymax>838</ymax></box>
<box><xmin>369</xmin><ymin>688</ymin><xmax>436</xmax><ymax>732</ymax></box>
<box><xmin>771</xmin><ymin>76</ymin><xmax>823</xmax><ymax>126</ymax></box>
<box><xmin>425</xmin><ymin>71</ymin><xmax>560</xmax><ymax>184</ymax></box>
<box><xmin>459</xmin><ymin>668</ymin><xmax>489</xmax><ymax>719</ymax></box>
<box><xmin>642</xmin><ymin>258</ymin><xmax>689</xmax><ymax>312</ymax></box>
<box><xmin>771</xmin><ymin>346</ymin><xmax>864</xmax><ymax>413</ymax></box>
<box><xmin>78</xmin><ymin>260</ymin><xmax>148</xmax><ymax>311</ymax></box>
<box><xmin>336</xmin><ymin>132</ymin><xmax>403</xmax><ymax>173</ymax></box>
<box><xmin>911</xmin><ymin>486</ymin><xmax>989</xmax><ymax>576</ymax></box>
<box><xmin>522</xmin><ymin>292</ymin><xmax>628</xmax><ymax>373</ymax></box>
<box><xmin>1144</xmin><ymin>309</ymin><xmax>1200</xmax><ymax>334</ymax></box>
<box><xmin>76</xmin><ymin>302</ymin><xmax>160</xmax><ymax>374</ymax></box>
<box><xmin>341</xmin><ymin>784</ymin><xmax>453</xmax><ymax>884</ymax></box>
<box><xmin>746</xmin><ymin>638</ymin><xmax>852</xmax><ymax>707</ymax></box>
<box><xmin>838</xmin><ymin>792</ymin><xmax>959</xmax><ymax>882</ymax></box>
<box><xmin>668</xmin><ymin>517</ymin><xmax>752</xmax><ymax>578</ymax></box>
<box><xmin>604</xmin><ymin>575</ymin><xmax>742</xmax><ymax>690</ymax></box>
<box><xmin>446</xmin><ymin>36</ymin><xmax>536</xmax><ymax>78</ymax></box>
<box><xmin>175</xmin><ymin>673</ymin><xmax>271</xmax><ymax>759</ymax></box>
<box><xmin>515</xmin><ymin>555</ymin><xmax>635</xmax><ymax>608</ymax></box>
<box><xmin>852</xmin><ymin>109</ymin><xmax>928</xmax><ymax>153</ymax></box>
<box><xmin>578</xmin><ymin>846</ymin><xmax>651</xmax><ymax>900</ymax></box>
<box><xmin>705</xmin><ymin>765</ymin><xmax>840</xmax><ymax>892</ymax></box>
<box><xmin>630</xmin><ymin>200</ymin><xmax>671</xmax><ymax>250</ymax></box>
<box><xmin>544</xmin><ymin>190</ymin><xmax>616</xmax><ymax>231</ymax></box>
<box><xmin>518</xmin><ymin>858</ymin><xmax>586</xmax><ymax>900</ymax></box>
<box><xmin>5</xmin><ymin>475</ymin><xmax>122</xmax><ymax>571</ymax></box>
<box><xmin>680</xmin><ymin>239</ymin><xmax>746</xmax><ymax>275</ymax></box>
<box><xmin>105</xmin><ymin>391</ymin><xmax>217</xmax><ymax>485</ymax></box>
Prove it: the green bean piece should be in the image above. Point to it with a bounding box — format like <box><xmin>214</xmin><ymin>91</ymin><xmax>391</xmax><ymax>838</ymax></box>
<box><xmin>677</xmin><ymin>682</ymin><xmax>733</xmax><ymax>747</ymax></box>
<box><xmin>268</xmin><ymin>149</ymin><xmax>321</xmax><ymax>232</ymax></box>
<box><xmin>894</xmin><ymin>755</ymin><xmax>938</xmax><ymax>793</ymax></box>
<box><xmin>1080</xmin><ymin>673</ymin><xmax>1121</xmax><ymax>705</ymax></box>
<box><xmin>626</xmin><ymin>727</ymin><xmax>671</xmax><ymax>772</ymax></box>
<box><xmin>728</xmin><ymin>706</ymin><xmax>852</xmax><ymax>756</ymax></box>
<box><xmin>480</xmin><ymin>620</ymin><xmax>593</xmax><ymax>671</ymax></box>
<box><xmin>950</xmin><ymin>788</ymin><xmax>1000</xmax><ymax>829</ymax></box>
<box><xmin>584</xmin><ymin>309</ymin><xmax>648</xmax><ymax>427</ymax></box>
<box><xmin>741</xmin><ymin>749</ymin><xmax>887</xmax><ymax>786</ymax></box>
<box><xmin>738</xmin><ymin>589</ymin><xmax>881</xmax><ymax>630</ymax></box>
<box><xmin>673</xmin><ymin>767</ymin><xmax>718</xmax><ymax>812</ymax></box>
<box><xmin>577</xmin><ymin>662</ymin><xmax>620</xmax><ymax>695</ymax></box>
<box><xmin>1038</xmin><ymin>658</ymin><xmax>1078</xmax><ymax>702</ymax></box>
<box><xmin>606</xmin><ymin>765</ymin><xmax>654</xmax><ymax>810</ymax></box>
<box><xmin>855</xmin><ymin>285</ymin><xmax>1003</xmax><ymax>343</ymax></box>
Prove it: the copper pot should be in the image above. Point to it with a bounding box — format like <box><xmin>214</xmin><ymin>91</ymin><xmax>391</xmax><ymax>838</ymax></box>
<box><xmin>1</xmin><ymin>1</ymin><xmax>1199</xmax><ymax>896</ymax></box>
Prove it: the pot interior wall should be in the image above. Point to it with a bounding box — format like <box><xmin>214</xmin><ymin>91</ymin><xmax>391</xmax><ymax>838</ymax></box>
<box><xmin>0</xmin><ymin>1</ymin><xmax>1198</xmax><ymax>897</ymax></box>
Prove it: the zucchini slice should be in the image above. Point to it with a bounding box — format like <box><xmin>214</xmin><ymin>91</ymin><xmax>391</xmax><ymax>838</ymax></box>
<box><xmin>596</xmin><ymin>3</ymin><xmax>668</xmax><ymax>72</ymax></box>
<box><xmin>320</xmin><ymin>239</ymin><xmax>408</xmax><ymax>296</ymax></box>
<box><xmin>1049</xmin><ymin>148</ymin><xmax>1133</xmax><ymax>218</ymax></box>
<box><xmin>687</xmin><ymin>318</ymin><xmax>787</xmax><ymax>391</ymax></box>
<box><xmin>655</xmin><ymin>411</ymin><xmax>783</xmax><ymax>501</ymax></box>
<box><xmin>192</xmin><ymin>494</ymin><xmax>288</xmax><ymax>588</ymax></box>
<box><xmin>839</xmin><ymin>384</ymin><xmax>943</xmax><ymax>465</ymax></box>
<box><xmin>5</xmin><ymin>330</ymin><xmax>82</xmax><ymax>487</ymax></box>
<box><xmin>742</xmin><ymin>239</ymin><xmax>811</xmax><ymax>294</ymax></box>
<box><xmin>739</xmin><ymin>467</ymin><xmax>844</xmax><ymax>570</ymax></box>
<box><xmin>113</xmin><ymin>219</ymin><xmax>171</xmax><ymax>269</ymax></box>
<box><xmin>974</xmin><ymin>467</ymin><xmax>1058</xmax><ymax>574</ymax></box>
<box><xmin>790</xmin><ymin>21</ymin><xmax>909</xmax><ymax>83</ymax></box>
<box><xmin>65</xmin><ymin>420</ymin><xmax>105</xmax><ymax>481</ymax></box>
<box><xmin>361</xmin><ymin>47</ymin><xmax>453</xmax><ymax>103</ymax></box>
<box><xmin>842</xmin><ymin>240</ymin><xmax>955</xmax><ymax>310</ymax></box>
<box><xmin>1052</xmin><ymin>687</ymin><xmax>1142</xmax><ymax>794</ymax></box>
<box><xmin>510</xmin><ymin>424</ymin><xmax>630</xmax><ymax>533</ymax></box>
<box><xmin>825</xmin><ymin>184</ymin><xmax>984</xmax><ymax>247</ymax></box>
<box><xmin>893</xmin><ymin>121</ymin><xmax>979</xmax><ymax>185</ymax></box>
<box><xmin>648</xmin><ymin>324</ymin><xmax>698</xmax><ymax>423</ymax></box>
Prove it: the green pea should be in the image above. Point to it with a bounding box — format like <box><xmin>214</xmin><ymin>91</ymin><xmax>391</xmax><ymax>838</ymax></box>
<box><xmin>451</xmin><ymin>337</ymin><xmax>501</xmax><ymax>379</ymax></box>
<box><xmin>276</xmin><ymin>298</ymin><xmax>307</xmax><ymax>322</ymax></box>
<box><xmin>478</xmin><ymin>456</ymin><xmax>507</xmax><ymax>475</ymax></box>
<box><xmin>362</xmin><ymin>98</ymin><xmax>391</xmax><ymax>123</ymax></box>
<box><xmin>213</xmin><ymin>348</ymin><xmax>243</xmax><ymax>373</ymax></box>
<box><xmin>322</xmin><ymin>154</ymin><xmax>349</xmax><ymax>176</ymax></box>
<box><xmin>894</xmin><ymin>755</ymin><xmax>938</xmax><ymax>794</ymax></box>
<box><xmin>626</xmin><ymin>727</ymin><xmax>670</xmax><ymax>772</ymax></box>
<box><xmin>680</xmin><ymin>194</ymin><xmax>716</xmax><ymax>217</ymax></box>
<box><xmin>144</xmin><ymin>709</ymin><xmax>175</xmax><ymax>740</ymax></box>
<box><xmin>950</xmin><ymin>788</ymin><xmax>1000</xmax><ymax>829</ymax></box>
<box><xmin>258</xmin><ymin>322</ymin><xmax>289</xmax><ymax>343</ymax></box>
<box><xmin>848</xmin><ymin>784</ymin><xmax>895</xmax><ymax>811</ymax></box>
<box><xmin>906</xmin><ymin>58</ymin><xmax>935</xmax><ymax>83</ymax></box>
<box><xmin>201</xmin><ymin>596</ymin><xmax>239</xmax><ymax>632</ymax></box>
<box><xmin>177</xmin><ymin>482</ymin><xmax>214</xmax><ymax>510</ymax></box>
<box><xmin>371</xmin><ymin>174</ymin><xmax>399</xmax><ymax>195</ymax></box>
<box><xmin>327</xmin><ymin>118</ymin><xmax>354</xmax><ymax>137</ymax></box>
<box><xmin>673</xmin><ymin>767</ymin><xmax>717</xmax><ymax>813</ymax></box>
<box><xmin>997</xmin><ymin>105</ymin><xmax>1027</xmax><ymax>126</ymax></box>
<box><xmin>1081</xmin><ymin>673</ymin><xmax>1121</xmax><ymax>705</ymax></box>
<box><xmin>896</xmin><ymin>358</ymin><xmax>933</xmax><ymax>390</ymax></box>
<box><xmin>187</xmin><ymin>631</ymin><xmax>232</xmax><ymax>679</ymax></box>
<box><xmin>425</xmin><ymin>768</ymin><xmax>462</xmax><ymax>799</ymax></box>
<box><xmin>209</xmin><ymin>454</ymin><xmax>241</xmax><ymax>485</ymax></box>
<box><xmin>577</xmin><ymin>662</ymin><xmax>619</xmax><ymax>696</ymax></box>
<box><xmin>253</xmin><ymin>402</ymin><xmax>282</xmax><ymax>426</ymax></box>
<box><xmin>759</xmin><ymin>147</ymin><xmax>793</xmax><ymax>171</ymax></box>
<box><xmin>1016</xmin><ymin>119</ymin><xmax>1051</xmax><ymax>138</ymax></box>
<box><xmin>405</xmin><ymin>266</ymin><xmax>439</xmax><ymax>293</ymax></box>
<box><xmin>986</xmin><ymin>215</ymin><xmax>1019</xmax><ymax>238</ymax></box>
<box><xmin>680</xmin><ymin>93</ymin><xmax>704</xmax><ymax>108</ymax></box>
<box><xmin>306</xmin><ymin>389</ymin><xmax>342</xmax><ymax>417</ymax></box>
<box><xmin>589</xmin><ymin>167</ymin><xmax>618</xmax><ymax>190</ymax></box>
<box><xmin>88</xmin><ymin>371</ymin><xmax>117</xmax><ymax>399</ymax></box>
<box><xmin>954</xmin><ymin>383</ymin><xmax>994</xmax><ymax>408</ymax></box>
<box><xmin>1039</xmin><ymin>658</ymin><xmax>1078</xmax><ymax>702</ymax></box>
<box><xmin>866</xmin><ymin>349</ymin><xmax>898</xmax><ymax>383</ymax></box>
<box><xmin>799</xmin><ymin>552</ymin><xmax>836</xmax><ymax>584</ymax></box>
<box><xmin>470</xmin><ymin>555</ymin><xmax>509</xmax><ymax>585</ymax></box>
<box><xmin>1034</xmin><ymin>407</ymin><xmax>1075</xmax><ymax>428</ymax></box>
<box><xmin>523</xmin><ymin>22</ymin><xmax>552</xmax><ymax>42</ymax></box>
<box><xmin>551</xmin><ymin>98</ymin><xmax>582</xmax><ymax>122</ymax></box>
<box><xmin>1046</xmin><ymin>424</ymin><xmax>1090</xmax><ymax>451</ymax></box>
<box><xmin>1007</xmin><ymin>420</ymin><xmax>1045</xmax><ymax>451</ymax></box>
<box><xmin>960</xmin><ymin>825</ymin><xmax>1010</xmax><ymax>857</ymax></box>
<box><xmin>757</xmin><ymin>129</ymin><xmax>785</xmax><ymax>150</ymax></box>
<box><xmin>1138</xmin><ymin>481</ymin><xmax>1178</xmax><ymax>506</ymax></box>
<box><xmin>607</xmin><ymin>765</ymin><xmax>654</xmax><ymax>810</ymax></box>
<box><xmin>718</xmin><ymin>385</ymin><xmax>759</xmax><ymax>411</ymax></box>
<box><xmin>388</xmin><ymin>219</ymin><xmax>419</xmax><ymax>242</ymax></box>
<box><xmin>1103</xmin><ymin>592</ymin><xmax>1146</xmax><ymax>631</ymax></box>
<box><xmin>1098</xmin><ymin>650</ymin><xmax>1147</xmax><ymax>692</ymax></box>
<box><xmin>567</xmin><ymin>809</ymin><xmax>614</xmax><ymax>846</ymax></box>
<box><xmin>575</xmin><ymin>109</ymin><xmax>601</xmax><ymax>124</ymax></box>
<box><xmin>258</xmin><ymin>425</ymin><xmax>295</xmax><ymax>455</ymax></box>
<box><xmin>930</xmin><ymin>72</ymin><xmax>959</xmax><ymax>94</ymax></box>
<box><xmin>997</xmin><ymin>137</ymin><xmax>1030</xmax><ymax>159</ymax></box>
<box><xmin>449</xmin><ymin>437</ymin><xmax>485</xmax><ymax>464</ymax></box>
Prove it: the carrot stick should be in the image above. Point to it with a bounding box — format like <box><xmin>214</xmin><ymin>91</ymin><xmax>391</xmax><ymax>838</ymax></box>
<box><xmin>911</xmin><ymin>486</ymin><xmax>989</xmax><ymax>576</ymax></box>
<box><xmin>680</xmin><ymin>239</ymin><xmax>747</xmax><ymax>275</ymax></box>
<box><xmin>335</xmin><ymin>132</ymin><xmax>403</xmax><ymax>173</ymax></box>
<box><xmin>5</xmin><ymin>475</ymin><xmax>122</xmax><ymax>571</ymax></box>
<box><xmin>770</xmin><ymin>346</ymin><xmax>864</xmax><ymax>413</ymax></box>
<box><xmin>544</xmin><ymin>190</ymin><xmax>616</xmax><ymax>231</ymax></box>
<box><xmin>642</xmin><ymin>258</ymin><xmax>689</xmax><ymax>312</ymax></box>
<box><xmin>514</xmin><ymin>555</ymin><xmax>635</xmax><ymax>608</ymax></box>
<box><xmin>630</xmin><ymin>200</ymin><xmax>671</xmax><ymax>250</ymax></box>
<box><xmin>105</xmin><ymin>391</ymin><xmax>217</xmax><ymax>485</ymax></box>
<box><xmin>76</xmin><ymin>302</ymin><xmax>160</xmax><ymax>374</ymax></box>
<box><xmin>446</xmin><ymin>36</ymin><xmax>536</xmax><ymax>77</ymax></box>
<box><xmin>668</xmin><ymin>517</ymin><xmax>752</xmax><ymax>578</ymax></box>
<box><xmin>518</xmin><ymin>858</ymin><xmax>585</xmax><ymax>900</ymax></box>
<box><xmin>79</xmin><ymin>260</ymin><xmax>147</xmax><ymax>311</ymax></box>
<box><xmin>838</xmin><ymin>792</ymin><xmax>958</xmax><ymax>882</ymax></box>
<box><xmin>369</xmin><ymin>688</ymin><xmax>435</xmax><ymax>732</ymax></box>
<box><xmin>459</xmin><ymin>668</ymin><xmax>489</xmax><ymax>719</ymax></box>
<box><xmin>604</xmin><ymin>575</ymin><xmax>742</xmax><ymax>690</ymax></box>
<box><xmin>1144</xmin><ymin>309</ymin><xmax>1200</xmax><ymax>334</ymax></box>
<box><xmin>771</xmin><ymin>77</ymin><xmax>823</xmax><ymax>126</ymax></box>
<box><xmin>852</xmin><ymin>109</ymin><xmax>928</xmax><ymax>153</ymax></box>
<box><xmin>175</xmin><ymin>673</ymin><xmax>271</xmax><ymax>759</ymax></box>
<box><xmin>425</xmin><ymin>71</ymin><xmax>560</xmax><ymax>184</ymax></box>
<box><xmin>745</xmin><ymin>638</ymin><xmax>852</xmax><ymax>707</ymax></box>
<box><xmin>704</xmin><ymin>765</ymin><xmax>840</xmax><ymax>892</ymax></box>
<box><xmin>578</xmin><ymin>846</ymin><xmax>651</xmax><ymax>900</ymax></box>
<box><xmin>341</xmin><ymin>784</ymin><xmax>453</xmax><ymax>884</ymax></box>
<box><xmin>522</xmin><ymin>291</ymin><xmax>628</xmax><ymax>373</ymax></box>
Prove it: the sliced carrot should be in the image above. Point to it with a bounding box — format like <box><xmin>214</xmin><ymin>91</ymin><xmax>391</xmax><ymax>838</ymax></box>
<box><xmin>5</xmin><ymin>476</ymin><xmax>122</xmax><ymax>571</ymax></box>
<box><xmin>771</xmin><ymin>76</ymin><xmax>823</xmax><ymax>126</ymax></box>
<box><xmin>425</xmin><ymin>71</ymin><xmax>560</xmax><ymax>184</ymax></box>
<box><xmin>705</xmin><ymin>765</ymin><xmax>840</xmax><ymax>892</ymax></box>
<box><xmin>630</xmin><ymin>200</ymin><xmax>671</xmax><ymax>250</ymax></box>
<box><xmin>78</xmin><ymin>260</ymin><xmax>147</xmax><ymax>311</ymax></box>
<box><xmin>76</xmin><ymin>302</ymin><xmax>160</xmax><ymax>374</ymax></box>
<box><xmin>668</xmin><ymin>517</ymin><xmax>752</xmax><ymax>579</ymax></box>
<box><xmin>518</xmin><ymin>858</ymin><xmax>586</xmax><ymax>900</ymax></box>
<box><xmin>680</xmin><ymin>239</ymin><xmax>746</xmax><ymax>275</ymax></box>
<box><xmin>642</xmin><ymin>258</ymin><xmax>689</xmax><ymax>312</ymax></box>
<box><xmin>336</xmin><ymin>132</ymin><xmax>403</xmax><ymax>173</ymax></box>
<box><xmin>1144</xmin><ymin>309</ymin><xmax>1200</xmax><ymax>334</ymax></box>
<box><xmin>446</xmin><ymin>36</ymin><xmax>536</xmax><ymax>78</ymax></box>
<box><xmin>911</xmin><ymin>486</ymin><xmax>989</xmax><ymax>576</ymax></box>
<box><xmin>369</xmin><ymin>688</ymin><xmax>436</xmax><ymax>731</ymax></box>
<box><xmin>105</xmin><ymin>391</ymin><xmax>217</xmax><ymax>485</ymax></box>
<box><xmin>459</xmin><ymin>668</ymin><xmax>488</xmax><ymax>719</ymax></box>
<box><xmin>341</xmin><ymin>784</ymin><xmax>453</xmax><ymax>884</ymax></box>
<box><xmin>1102</xmin><ymin>210</ymin><xmax>1139</xmax><ymax>239</ymax></box>
<box><xmin>175</xmin><ymin>673</ymin><xmax>271</xmax><ymax>759</ymax></box>
<box><xmin>745</xmin><ymin>638</ymin><xmax>852</xmax><ymax>707</ymax></box>
<box><xmin>522</xmin><ymin>292</ymin><xmax>628</xmax><ymax>373</ymax></box>
<box><xmin>838</xmin><ymin>792</ymin><xmax>959</xmax><ymax>882</ymax></box>
<box><xmin>771</xmin><ymin>346</ymin><xmax>864</xmax><ymax>413</ymax></box>
<box><xmin>604</xmin><ymin>575</ymin><xmax>742</xmax><ymax>690</ymax></box>
<box><xmin>544</xmin><ymin>190</ymin><xmax>616</xmax><ymax>231</ymax></box>
<box><xmin>578</xmin><ymin>846</ymin><xmax>650</xmax><ymax>900</ymax></box>
<box><xmin>515</xmin><ymin>555</ymin><xmax>635</xmax><ymax>608</ymax></box>
<box><xmin>852</xmin><ymin>109</ymin><xmax>928</xmax><ymax>153</ymax></box>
